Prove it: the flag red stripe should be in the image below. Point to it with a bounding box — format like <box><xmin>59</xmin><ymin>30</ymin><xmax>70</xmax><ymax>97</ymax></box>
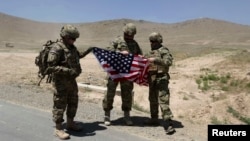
<box><xmin>93</xmin><ymin>47</ymin><xmax>149</xmax><ymax>86</ymax></box>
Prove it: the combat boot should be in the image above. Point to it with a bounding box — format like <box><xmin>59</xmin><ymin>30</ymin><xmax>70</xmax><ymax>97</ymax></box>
<box><xmin>66</xmin><ymin>117</ymin><xmax>83</xmax><ymax>131</ymax></box>
<box><xmin>54</xmin><ymin>123</ymin><xmax>70</xmax><ymax>140</ymax></box>
<box><xmin>124</xmin><ymin>111</ymin><xmax>133</xmax><ymax>126</ymax></box>
<box><xmin>104</xmin><ymin>111</ymin><xmax>111</xmax><ymax>126</ymax></box>
<box><xmin>165</xmin><ymin>120</ymin><xmax>176</xmax><ymax>135</ymax></box>
<box><xmin>143</xmin><ymin>118</ymin><xmax>160</xmax><ymax>126</ymax></box>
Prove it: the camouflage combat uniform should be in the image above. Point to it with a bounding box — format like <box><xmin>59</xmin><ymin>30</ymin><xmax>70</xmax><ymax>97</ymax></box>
<box><xmin>47</xmin><ymin>41</ymin><xmax>88</xmax><ymax>124</ymax></box>
<box><xmin>102</xmin><ymin>36</ymin><xmax>143</xmax><ymax>112</ymax></box>
<box><xmin>145</xmin><ymin>45</ymin><xmax>174</xmax><ymax>121</ymax></box>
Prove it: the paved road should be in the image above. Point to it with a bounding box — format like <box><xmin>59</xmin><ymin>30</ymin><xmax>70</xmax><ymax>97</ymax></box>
<box><xmin>0</xmin><ymin>100</ymin><xmax>151</xmax><ymax>141</ymax></box>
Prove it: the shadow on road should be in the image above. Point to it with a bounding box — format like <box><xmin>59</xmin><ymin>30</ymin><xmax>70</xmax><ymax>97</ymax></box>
<box><xmin>63</xmin><ymin>121</ymin><xmax>107</xmax><ymax>137</ymax></box>
<box><xmin>111</xmin><ymin>116</ymin><xmax>184</xmax><ymax>128</ymax></box>
<box><xmin>111</xmin><ymin>116</ymin><xmax>147</xmax><ymax>126</ymax></box>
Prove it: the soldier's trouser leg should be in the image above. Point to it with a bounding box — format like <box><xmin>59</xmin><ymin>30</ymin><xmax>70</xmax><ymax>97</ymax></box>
<box><xmin>102</xmin><ymin>78</ymin><xmax>118</xmax><ymax>125</ymax></box>
<box><xmin>157</xmin><ymin>78</ymin><xmax>175</xmax><ymax>134</ymax></box>
<box><xmin>158</xmin><ymin>79</ymin><xmax>173</xmax><ymax>121</ymax></box>
<box><xmin>120</xmin><ymin>80</ymin><xmax>133</xmax><ymax>111</ymax></box>
<box><xmin>66</xmin><ymin>81</ymin><xmax>82</xmax><ymax>131</ymax></box>
<box><xmin>149</xmin><ymin>82</ymin><xmax>159</xmax><ymax>119</ymax></box>
<box><xmin>53</xmin><ymin>94</ymin><xmax>67</xmax><ymax>123</ymax></box>
<box><xmin>66</xmin><ymin>81</ymin><xmax>78</xmax><ymax>119</ymax></box>
<box><xmin>102</xmin><ymin>78</ymin><xmax>118</xmax><ymax>111</ymax></box>
<box><xmin>53</xmin><ymin>91</ymin><xmax>70</xmax><ymax>139</ymax></box>
<box><xmin>120</xmin><ymin>81</ymin><xmax>133</xmax><ymax>125</ymax></box>
<box><xmin>52</xmin><ymin>81</ymin><xmax>70</xmax><ymax>139</ymax></box>
<box><xmin>144</xmin><ymin>81</ymin><xmax>160</xmax><ymax>126</ymax></box>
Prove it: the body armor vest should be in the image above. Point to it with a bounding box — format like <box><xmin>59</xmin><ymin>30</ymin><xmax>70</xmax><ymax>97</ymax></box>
<box><xmin>148</xmin><ymin>48</ymin><xmax>169</xmax><ymax>74</ymax></box>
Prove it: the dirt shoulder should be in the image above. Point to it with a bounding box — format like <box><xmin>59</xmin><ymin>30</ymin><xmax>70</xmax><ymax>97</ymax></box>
<box><xmin>1</xmin><ymin>51</ymin><xmax>249</xmax><ymax>141</ymax></box>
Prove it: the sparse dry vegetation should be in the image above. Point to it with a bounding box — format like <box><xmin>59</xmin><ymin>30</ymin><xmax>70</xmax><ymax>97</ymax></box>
<box><xmin>1</xmin><ymin>12</ymin><xmax>250</xmax><ymax>141</ymax></box>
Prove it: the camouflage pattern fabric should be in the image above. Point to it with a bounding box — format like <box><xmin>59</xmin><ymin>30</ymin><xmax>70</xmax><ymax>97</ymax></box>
<box><xmin>102</xmin><ymin>36</ymin><xmax>142</xmax><ymax>112</ymax></box>
<box><xmin>47</xmin><ymin>41</ymin><xmax>82</xmax><ymax>123</ymax></box>
<box><xmin>145</xmin><ymin>45</ymin><xmax>174</xmax><ymax>121</ymax></box>
<box><xmin>52</xmin><ymin>79</ymin><xmax>78</xmax><ymax>123</ymax></box>
<box><xmin>102</xmin><ymin>78</ymin><xmax>134</xmax><ymax>111</ymax></box>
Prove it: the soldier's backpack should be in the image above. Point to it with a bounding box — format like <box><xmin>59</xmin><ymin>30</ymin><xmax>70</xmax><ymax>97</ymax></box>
<box><xmin>35</xmin><ymin>39</ymin><xmax>60</xmax><ymax>86</ymax></box>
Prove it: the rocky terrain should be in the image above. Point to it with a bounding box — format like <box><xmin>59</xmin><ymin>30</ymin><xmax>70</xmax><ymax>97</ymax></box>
<box><xmin>0</xmin><ymin>12</ymin><xmax>250</xmax><ymax>141</ymax></box>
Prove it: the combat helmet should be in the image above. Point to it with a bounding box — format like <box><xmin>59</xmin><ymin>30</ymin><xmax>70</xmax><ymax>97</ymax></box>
<box><xmin>149</xmin><ymin>32</ymin><xmax>163</xmax><ymax>43</ymax></box>
<box><xmin>60</xmin><ymin>24</ymin><xmax>80</xmax><ymax>38</ymax></box>
<box><xmin>123</xmin><ymin>23</ymin><xmax>137</xmax><ymax>36</ymax></box>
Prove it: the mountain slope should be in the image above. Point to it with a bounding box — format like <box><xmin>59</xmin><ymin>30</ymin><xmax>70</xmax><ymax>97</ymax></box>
<box><xmin>1</xmin><ymin>12</ymin><xmax>250</xmax><ymax>50</ymax></box>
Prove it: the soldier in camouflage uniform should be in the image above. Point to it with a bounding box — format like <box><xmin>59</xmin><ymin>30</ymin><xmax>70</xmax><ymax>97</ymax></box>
<box><xmin>46</xmin><ymin>24</ymin><xmax>93</xmax><ymax>139</ymax></box>
<box><xmin>102</xmin><ymin>23</ymin><xmax>143</xmax><ymax>126</ymax></box>
<box><xmin>144</xmin><ymin>32</ymin><xmax>176</xmax><ymax>135</ymax></box>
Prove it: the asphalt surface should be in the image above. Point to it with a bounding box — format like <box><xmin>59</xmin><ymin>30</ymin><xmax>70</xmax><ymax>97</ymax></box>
<box><xmin>0</xmin><ymin>99</ymin><xmax>151</xmax><ymax>141</ymax></box>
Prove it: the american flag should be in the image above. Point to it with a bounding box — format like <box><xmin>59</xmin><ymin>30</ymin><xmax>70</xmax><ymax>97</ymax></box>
<box><xmin>92</xmin><ymin>47</ymin><xmax>149</xmax><ymax>86</ymax></box>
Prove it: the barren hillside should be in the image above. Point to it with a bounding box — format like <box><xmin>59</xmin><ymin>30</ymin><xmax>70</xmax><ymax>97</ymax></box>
<box><xmin>0</xmin><ymin>12</ymin><xmax>250</xmax><ymax>141</ymax></box>
<box><xmin>1</xmin><ymin>12</ymin><xmax>250</xmax><ymax>55</ymax></box>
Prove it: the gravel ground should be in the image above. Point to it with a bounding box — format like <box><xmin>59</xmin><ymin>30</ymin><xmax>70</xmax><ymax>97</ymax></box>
<box><xmin>0</xmin><ymin>82</ymin><xmax>204</xmax><ymax>141</ymax></box>
<box><xmin>0</xmin><ymin>52</ymin><xmax>209</xmax><ymax>141</ymax></box>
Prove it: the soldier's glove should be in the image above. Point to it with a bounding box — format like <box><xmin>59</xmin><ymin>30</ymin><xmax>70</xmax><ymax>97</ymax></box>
<box><xmin>83</xmin><ymin>47</ymin><xmax>94</xmax><ymax>56</ymax></box>
<box><xmin>47</xmin><ymin>67</ymin><xmax>78</xmax><ymax>77</ymax></box>
<box><xmin>44</xmin><ymin>67</ymin><xmax>55</xmax><ymax>74</ymax></box>
<box><xmin>79</xmin><ymin>47</ymin><xmax>95</xmax><ymax>58</ymax></box>
<box><xmin>68</xmin><ymin>69</ymin><xmax>78</xmax><ymax>77</ymax></box>
<box><xmin>50</xmin><ymin>66</ymin><xmax>67</xmax><ymax>74</ymax></box>
<box><xmin>87</xmin><ymin>46</ymin><xmax>94</xmax><ymax>52</ymax></box>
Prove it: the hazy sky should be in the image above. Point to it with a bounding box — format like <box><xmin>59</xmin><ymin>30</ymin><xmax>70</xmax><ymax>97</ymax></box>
<box><xmin>0</xmin><ymin>0</ymin><xmax>249</xmax><ymax>25</ymax></box>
